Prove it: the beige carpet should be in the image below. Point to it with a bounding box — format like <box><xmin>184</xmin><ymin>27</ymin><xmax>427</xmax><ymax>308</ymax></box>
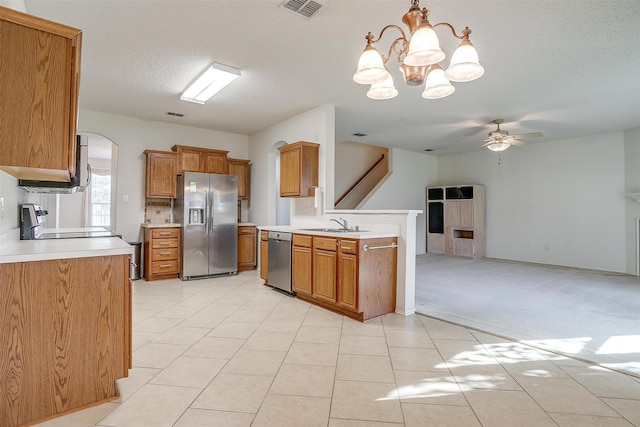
<box><xmin>414</xmin><ymin>253</ymin><xmax>640</xmax><ymax>376</ymax></box>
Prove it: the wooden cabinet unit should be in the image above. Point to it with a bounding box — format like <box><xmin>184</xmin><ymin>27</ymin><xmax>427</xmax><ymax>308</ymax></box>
<box><xmin>259</xmin><ymin>230</ymin><xmax>269</xmax><ymax>282</ymax></box>
<box><xmin>292</xmin><ymin>233</ymin><xmax>397</xmax><ymax>321</ymax></box>
<box><xmin>144</xmin><ymin>150</ymin><xmax>178</xmax><ymax>198</ymax></box>
<box><xmin>427</xmin><ymin>185</ymin><xmax>485</xmax><ymax>259</ymax></box>
<box><xmin>313</xmin><ymin>236</ymin><xmax>338</xmax><ymax>303</ymax></box>
<box><xmin>0</xmin><ymin>6</ymin><xmax>82</xmax><ymax>182</ymax></box>
<box><xmin>292</xmin><ymin>234</ymin><xmax>312</xmax><ymax>296</ymax></box>
<box><xmin>278</xmin><ymin>141</ymin><xmax>319</xmax><ymax>197</ymax></box>
<box><xmin>228</xmin><ymin>158</ymin><xmax>250</xmax><ymax>200</ymax></box>
<box><xmin>171</xmin><ymin>145</ymin><xmax>229</xmax><ymax>174</ymax></box>
<box><xmin>144</xmin><ymin>227</ymin><xmax>181</xmax><ymax>280</ymax></box>
<box><xmin>0</xmin><ymin>255</ymin><xmax>131</xmax><ymax>427</ymax></box>
<box><xmin>337</xmin><ymin>239</ymin><xmax>358</xmax><ymax>311</ymax></box>
<box><xmin>237</xmin><ymin>225</ymin><xmax>257</xmax><ymax>271</ymax></box>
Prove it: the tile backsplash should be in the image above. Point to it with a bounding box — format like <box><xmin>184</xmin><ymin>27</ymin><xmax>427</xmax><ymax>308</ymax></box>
<box><xmin>144</xmin><ymin>198</ymin><xmax>173</xmax><ymax>224</ymax></box>
<box><xmin>144</xmin><ymin>198</ymin><xmax>243</xmax><ymax>224</ymax></box>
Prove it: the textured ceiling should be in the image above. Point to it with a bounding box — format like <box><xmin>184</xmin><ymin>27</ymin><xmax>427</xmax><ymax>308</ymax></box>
<box><xmin>23</xmin><ymin>0</ymin><xmax>640</xmax><ymax>155</ymax></box>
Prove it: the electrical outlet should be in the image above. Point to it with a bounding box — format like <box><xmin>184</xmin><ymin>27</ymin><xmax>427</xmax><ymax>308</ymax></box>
<box><xmin>0</xmin><ymin>196</ymin><xmax>4</xmax><ymax>218</ymax></box>
<box><xmin>382</xmin><ymin>214</ymin><xmax>390</xmax><ymax>221</ymax></box>
<box><xmin>122</xmin><ymin>194</ymin><xmax>128</xmax><ymax>202</ymax></box>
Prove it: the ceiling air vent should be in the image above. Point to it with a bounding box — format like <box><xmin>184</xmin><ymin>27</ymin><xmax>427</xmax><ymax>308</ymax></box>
<box><xmin>279</xmin><ymin>0</ymin><xmax>324</xmax><ymax>19</ymax></box>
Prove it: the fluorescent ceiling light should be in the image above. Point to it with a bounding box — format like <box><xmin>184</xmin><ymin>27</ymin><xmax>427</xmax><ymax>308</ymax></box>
<box><xmin>181</xmin><ymin>63</ymin><xmax>241</xmax><ymax>104</ymax></box>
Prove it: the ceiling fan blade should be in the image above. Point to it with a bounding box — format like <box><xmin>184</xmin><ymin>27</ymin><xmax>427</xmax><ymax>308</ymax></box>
<box><xmin>510</xmin><ymin>132</ymin><xmax>543</xmax><ymax>139</ymax></box>
<box><xmin>509</xmin><ymin>139</ymin><xmax>527</xmax><ymax>146</ymax></box>
<box><xmin>480</xmin><ymin>141</ymin><xmax>493</xmax><ymax>147</ymax></box>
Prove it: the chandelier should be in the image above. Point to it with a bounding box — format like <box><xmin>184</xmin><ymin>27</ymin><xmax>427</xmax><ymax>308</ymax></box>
<box><xmin>353</xmin><ymin>0</ymin><xmax>484</xmax><ymax>100</ymax></box>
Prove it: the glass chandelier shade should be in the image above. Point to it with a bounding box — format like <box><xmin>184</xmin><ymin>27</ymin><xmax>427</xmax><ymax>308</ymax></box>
<box><xmin>404</xmin><ymin>23</ymin><xmax>446</xmax><ymax>67</ymax></box>
<box><xmin>486</xmin><ymin>142</ymin><xmax>510</xmax><ymax>152</ymax></box>
<box><xmin>422</xmin><ymin>64</ymin><xmax>455</xmax><ymax>99</ymax></box>
<box><xmin>353</xmin><ymin>44</ymin><xmax>390</xmax><ymax>84</ymax></box>
<box><xmin>367</xmin><ymin>75</ymin><xmax>398</xmax><ymax>100</ymax></box>
<box><xmin>444</xmin><ymin>39</ymin><xmax>484</xmax><ymax>82</ymax></box>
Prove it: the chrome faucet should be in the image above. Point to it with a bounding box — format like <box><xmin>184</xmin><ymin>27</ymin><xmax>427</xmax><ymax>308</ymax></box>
<box><xmin>330</xmin><ymin>217</ymin><xmax>349</xmax><ymax>230</ymax></box>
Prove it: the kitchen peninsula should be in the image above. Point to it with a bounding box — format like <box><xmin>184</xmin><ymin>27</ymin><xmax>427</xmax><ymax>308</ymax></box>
<box><xmin>259</xmin><ymin>225</ymin><xmax>398</xmax><ymax>321</ymax></box>
<box><xmin>0</xmin><ymin>233</ymin><xmax>133</xmax><ymax>427</ymax></box>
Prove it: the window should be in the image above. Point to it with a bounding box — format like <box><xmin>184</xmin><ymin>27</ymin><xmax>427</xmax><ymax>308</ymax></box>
<box><xmin>90</xmin><ymin>173</ymin><xmax>111</xmax><ymax>227</ymax></box>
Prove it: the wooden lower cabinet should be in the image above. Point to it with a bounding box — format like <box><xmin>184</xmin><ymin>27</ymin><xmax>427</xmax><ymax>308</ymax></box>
<box><xmin>338</xmin><ymin>240</ymin><xmax>358</xmax><ymax>311</ymax></box>
<box><xmin>259</xmin><ymin>230</ymin><xmax>269</xmax><ymax>282</ymax></box>
<box><xmin>237</xmin><ymin>225</ymin><xmax>257</xmax><ymax>271</ymax></box>
<box><xmin>0</xmin><ymin>255</ymin><xmax>131</xmax><ymax>427</ymax></box>
<box><xmin>292</xmin><ymin>234</ymin><xmax>312</xmax><ymax>296</ymax></box>
<box><xmin>313</xmin><ymin>237</ymin><xmax>338</xmax><ymax>303</ymax></box>
<box><xmin>144</xmin><ymin>227</ymin><xmax>181</xmax><ymax>280</ymax></box>
<box><xmin>293</xmin><ymin>234</ymin><xmax>397</xmax><ymax>321</ymax></box>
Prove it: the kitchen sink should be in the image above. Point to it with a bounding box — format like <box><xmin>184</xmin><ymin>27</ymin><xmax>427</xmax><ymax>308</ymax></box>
<box><xmin>298</xmin><ymin>228</ymin><xmax>367</xmax><ymax>233</ymax></box>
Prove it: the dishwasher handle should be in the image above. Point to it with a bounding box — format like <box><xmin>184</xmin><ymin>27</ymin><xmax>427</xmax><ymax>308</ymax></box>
<box><xmin>268</xmin><ymin>231</ymin><xmax>292</xmax><ymax>241</ymax></box>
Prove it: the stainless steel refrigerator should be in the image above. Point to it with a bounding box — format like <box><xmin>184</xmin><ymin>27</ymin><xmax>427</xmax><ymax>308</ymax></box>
<box><xmin>175</xmin><ymin>172</ymin><xmax>238</xmax><ymax>280</ymax></box>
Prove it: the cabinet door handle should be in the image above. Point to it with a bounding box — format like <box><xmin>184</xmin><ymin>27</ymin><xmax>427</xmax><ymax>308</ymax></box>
<box><xmin>159</xmin><ymin>252</ymin><xmax>171</xmax><ymax>256</ymax></box>
<box><xmin>159</xmin><ymin>231</ymin><xmax>171</xmax><ymax>235</ymax></box>
<box><xmin>159</xmin><ymin>264</ymin><xmax>171</xmax><ymax>268</ymax></box>
<box><xmin>159</xmin><ymin>242</ymin><xmax>171</xmax><ymax>246</ymax></box>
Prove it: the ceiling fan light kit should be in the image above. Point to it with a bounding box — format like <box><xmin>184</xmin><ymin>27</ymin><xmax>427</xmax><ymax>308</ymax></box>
<box><xmin>353</xmin><ymin>0</ymin><xmax>484</xmax><ymax>101</ymax></box>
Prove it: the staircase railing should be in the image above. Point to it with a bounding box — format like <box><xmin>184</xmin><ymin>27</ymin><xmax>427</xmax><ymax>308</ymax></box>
<box><xmin>334</xmin><ymin>154</ymin><xmax>385</xmax><ymax>207</ymax></box>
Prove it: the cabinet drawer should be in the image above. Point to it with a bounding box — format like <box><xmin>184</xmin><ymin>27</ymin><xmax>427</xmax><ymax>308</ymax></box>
<box><xmin>238</xmin><ymin>226</ymin><xmax>256</xmax><ymax>235</ymax></box>
<box><xmin>293</xmin><ymin>234</ymin><xmax>312</xmax><ymax>248</ymax></box>
<box><xmin>152</xmin><ymin>247</ymin><xmax>179</xmax><ymax>261</ymax></box>
<box><xmin>151</xmin><ymin>260</ymin><xmax>179</xmax><ymax>275</ymax></box>
<box><xmin>339</xmin><ymin>239</ymin><xmax>358</xmax><ymax>254</ymax></box>
<box><xmin>260</xmin><ymin>230</ymin><xmax>269</xmax><ymax>241</ymax></box>
<box><xmin>152</xmin><ymin>228</ymin><xmax>180</xmax><ymax>239</ymax></box>
<box><xmin>152</xmin><ymin>238</ymin><xmax>178</xmax><ymax>249</ymax></box>
<box><xmin>314</xmin><ymin>237</ymin><xmax>337</xmax><ymax>251</ymax></box>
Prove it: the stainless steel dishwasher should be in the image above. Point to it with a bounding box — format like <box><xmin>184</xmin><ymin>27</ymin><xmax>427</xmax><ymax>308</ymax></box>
<box><xmin>267</xmin><ymin>231</ymin><xmax>294</xmax><ymax>295</ymax></box>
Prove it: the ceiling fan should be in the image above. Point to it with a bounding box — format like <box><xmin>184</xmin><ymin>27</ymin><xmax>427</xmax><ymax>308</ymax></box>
<box><xmin>481</xmin><ymin>119</ymin><xmax>543</xmax><ymax>152</ymax></box>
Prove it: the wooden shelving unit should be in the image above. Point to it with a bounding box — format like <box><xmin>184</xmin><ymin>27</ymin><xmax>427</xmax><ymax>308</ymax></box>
<box><xmin>426</xmin><ymin>185</ymin><xmax>485</xmax><ymax>259</ymax></box>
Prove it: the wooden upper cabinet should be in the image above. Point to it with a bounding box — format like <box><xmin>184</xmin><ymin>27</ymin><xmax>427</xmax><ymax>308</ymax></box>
<box><xmin>204</xmin><ymin>150</ymin><xmax>229</xmax><ymax>174</ymax></box>
<box><xmin>171</xmin><ymin>145</ymin><xmax>229</xmax><ymax>174</ymax></box>
<box><xmin>228</xmin><ymin>158</ymin><xmax>250</xmax><ymax>200</ymax></box>
<box><xmin>0</xmin><ymin>6</ymin><xmax>82</xmax><ymax>182</ymax></box>
<box><xmin>278</xmin><ymin>141</ymin><xmax>319</xmax><ymax>197</ymax></box>
<box><xmin>144</xmin><ymin>150</ymin><xmax>177</xmax><ymax>198</ymax></box>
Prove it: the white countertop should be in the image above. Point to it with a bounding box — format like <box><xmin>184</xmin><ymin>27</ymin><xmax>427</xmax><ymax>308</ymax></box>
<box><xmin>142</xmin><ymin>223</ymin><xmax>256</xmax><ymax>227</ymax></box>
<box><xmin>0</xmin><ymin>229</ymin><xmax>134</xmax><ymax>264</ymax></box>
<box><xmin>258</xmin><ymin>225</ymin><xmax>397</xmax><ymax>239</ymax></box>
<box><xmin>141</xmin><ymin>223</ymin><xmax>181</xmax><ymax>228</ymax></box>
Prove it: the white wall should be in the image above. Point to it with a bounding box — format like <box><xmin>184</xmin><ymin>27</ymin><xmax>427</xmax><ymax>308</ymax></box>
<box><xmin>1</xmin><ymin>0</ymin><xmax>25</xmax><ymax>12</ymax></box>
<box><xmin>360</xmin><ymin>148</ymin><xmax>438</xmax><ymax>255</ymax></box>
<box><xmin>624</xmin><ymin>126</ymin><xmax>640</xmax><ymax>274</ymax></box>
<box><xmin>248</xmin><ymin>105</ymin><xmax>335</xmax><ymax>226</ymax></box>
<box><xmin>78</xmin><ymin>109</ymin><xmax>249</xmax><ymax>242</ymax></box>
<box><xmin>0</xmin><ymin>171</ymin><xmax>20</xmax><ymax>234</ymax></box>
<box><xmin>437</xmin><ymin>132</ymin><xmax>628</xmax><ymax>273</ymax></box>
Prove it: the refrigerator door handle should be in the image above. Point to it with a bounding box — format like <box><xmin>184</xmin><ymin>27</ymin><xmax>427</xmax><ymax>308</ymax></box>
<box><xmin>204</xmin><ymin>190</ymin><xmax>210</xmax><ymax>233</ymax></box>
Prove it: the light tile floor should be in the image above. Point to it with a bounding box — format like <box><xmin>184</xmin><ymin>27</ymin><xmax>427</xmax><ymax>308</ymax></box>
<box><xmin>36</xmin><ymin>270</ymin><xmax>640</xmax><ymax>427</ymax></box>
